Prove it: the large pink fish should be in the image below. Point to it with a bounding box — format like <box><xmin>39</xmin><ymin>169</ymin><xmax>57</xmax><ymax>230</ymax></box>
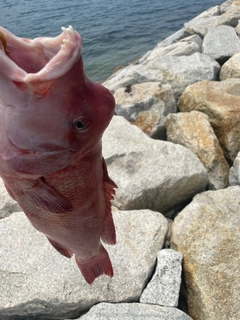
<box><xmin>0</xmin><ymin>26</ymin><xmax>117</xmax><ymax>284</ymax></box>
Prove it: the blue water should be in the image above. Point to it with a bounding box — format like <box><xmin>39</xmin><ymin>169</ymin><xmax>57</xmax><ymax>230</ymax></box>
<box><xmin>1</xmin><ymin>0</ymin><xmax>220</xmax><ymax>82</ymax></box>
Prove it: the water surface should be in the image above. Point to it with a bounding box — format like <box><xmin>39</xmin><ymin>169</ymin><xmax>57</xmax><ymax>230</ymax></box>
<box><xmin>1</xmin><ymin>0</ymin><xmax>221</xmax><ymax>81</ymax></box>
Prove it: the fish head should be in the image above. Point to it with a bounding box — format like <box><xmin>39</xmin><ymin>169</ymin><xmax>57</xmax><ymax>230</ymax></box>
<box><xmin>0</xmin><ymin>26</ymin><xmax>115</xmax><ymax>163</ymax></box>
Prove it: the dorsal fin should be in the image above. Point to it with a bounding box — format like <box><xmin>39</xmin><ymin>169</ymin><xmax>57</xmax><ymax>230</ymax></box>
<box><xmin>101</xmin><ymin>158</ymin><xmax>117</xmax><ymax>245</ymax></box>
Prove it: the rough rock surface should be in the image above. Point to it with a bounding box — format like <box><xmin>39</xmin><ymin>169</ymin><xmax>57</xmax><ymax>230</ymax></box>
<box><xmin>202</xmin><ymin>25</ymin><xmax>240</xmax><ymax>62</ymax></box>
<box><xmin>140</xmin><ymin>249</ymin><xmax>183</xmax><ymax>307</ymax></box>
<box><xmin>0</xmin><ymin>208</ymin><xmax>168</xmax><ymax>319</ymax></box>
<box><xmin>141</xmin><ymin>34</ymin><xmax>202</xmax><ymax>64</ymax></box>
<box><xmin>103</xmin><ymin>53</ymin><xmax>220</xmax><ymax>100</ymax></box>
<box><xmin>178</xmin><ymin>79</ymin><xmax>240</xmax><ymax>162</ymax></box>
<box><xmin>184</xmin><ymin>6</ymin><xmax>240</xmax><ymax>36</ymax></box>
<box><xmin>114</xmin><ymin>82</ymin><xmax>176</xmax><ymax>139</ymax></box>
<box><xmin>171</xmin><ymin>186</ymin><xmax>240</xmax><ymax>320</ymax></box>
<box><xmin>166</xmin><ymin>111</ymin><xmax>229</xmax><ymax>189</ymax></box>
<box><xmin>220</xmin><ymin>51</ymin><xmax>240</xmax><ymax>80</ymax></box>
<box><xmin>229</xmin><ymin>151</ymin><xmax>240</xmax><ymax>185</ymax></box>
<box><xmin>152</xmin><ymin>28</ymin><xmax>192</xmax><ymax>49</ymax></box>
<box><xmin>0</xmin><ymin>178</ymin><xmax>21</xmax><ymax>219</ymax></box>
<box><xmin>78</xmin><ymin>303</ymin><xmax>193</xmax><ymax>320</ymax></box>
<box><xmin>102</xmin><ymin>116</ymin><xmax>208</xmax><ymax>214</ymax></box>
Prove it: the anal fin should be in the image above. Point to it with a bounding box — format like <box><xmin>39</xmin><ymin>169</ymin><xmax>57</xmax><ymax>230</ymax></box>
<box><xmin>47</xmin><ymin>236</ymin><xmax>73</xmax><ymax>258</ymax></box>
<box><xmin>4</xmin><ymin>182</ymin><xmax>16</xmax><ymax>200</ymax></box>
<box><xmin>75</xmin><ymin>245</ymin><xmax>113</xmax><ymax>284</ymax></box>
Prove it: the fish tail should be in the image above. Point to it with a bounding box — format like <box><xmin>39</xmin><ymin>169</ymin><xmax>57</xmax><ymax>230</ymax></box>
<box><xmin>75</xmin><ymin>246</ymin><xmax>113</xmax><ymax>284</ymax></box>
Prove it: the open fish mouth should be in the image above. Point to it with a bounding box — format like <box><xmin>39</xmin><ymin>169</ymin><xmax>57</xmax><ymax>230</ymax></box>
<box><xmin>0</xmin><ymin>26</ymin><xmax>82</xmax><ymax>83</ymax></box>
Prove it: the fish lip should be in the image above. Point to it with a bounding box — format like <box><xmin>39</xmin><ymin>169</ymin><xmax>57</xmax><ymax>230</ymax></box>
<box><xmin>0</xmin><ymin>26</ymin><xmax>82</xmax><ymax>83</ymax></box>
<box><xmin>6</xmin><ymin>133</ymin><xmax>76</xmax><ymax>155</ymax></box>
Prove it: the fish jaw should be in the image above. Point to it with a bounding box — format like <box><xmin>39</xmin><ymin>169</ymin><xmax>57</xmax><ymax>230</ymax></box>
<box><xmin>0</xmin><ymin>26</ymin><xmax>82</xmax><ymax>85</ymax></box>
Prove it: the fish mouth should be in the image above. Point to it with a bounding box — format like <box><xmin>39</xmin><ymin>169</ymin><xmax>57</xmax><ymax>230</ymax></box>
<box><xmin>0</xmin><ymin>26</ymin><xmax>82</xmax><ymax>83</ymax></box>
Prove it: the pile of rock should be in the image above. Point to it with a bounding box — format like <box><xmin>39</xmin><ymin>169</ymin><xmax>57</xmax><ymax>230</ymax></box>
<box><xmin>1</xmin><ymin>0</ymin><xmax>240</xmax><ymax>319</ymax></box>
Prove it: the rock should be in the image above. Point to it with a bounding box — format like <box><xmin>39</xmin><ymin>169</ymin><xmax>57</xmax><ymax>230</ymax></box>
<box><xmin>184</xmin><ymin>6</ymin><xmax>240</xmax><ymax>37</ymax></box>
<box><xmin>232</xmin><ymin>0</ymin><xmax>240</xmax><ymax>8</ymax></box>
<box><xmin>229</xmin><ymin>151</ymin><xmax>240</xmax><ymax>185</ymax></box>
<box><xmin>0</xmin><ymin>178</ymin><xmax>21</xmax><ymax>219</ymax></box>
<box><xmin>166</xmin><ymin>111</ymin><xmax>229</xmax><ymax>190</ymax></box>
<box><xmin>146</xmin><ymin>52</ymin><xmax>220</xmax><ymax>100</ymax></box>
<box><xmin>103</xmin><ymin>53</ymin><xmax>220</xmax><ymax>100</ymax></box>
<box><xmin>102</xmin><ymin>116</ymin><xmax>208</xmax><ymax>214</ymax></box>
<box><xmin>220</xmin><ymin>51</ymin><xmax>240</xmax><ymax>80</ymax></box>
<box><xmin>137</xmin><ymin>30</ymin><xmax>196</xmax><ymax>65</ymax></box>
<box><xmin>79</xmin><ymin>302</ymin><xmax>193</xmax><ymax>320</ymax></box>
<box><xmin>178</xmin><ymin>79</ymin><xmax>240</xmax><ymax>162</ymax></box>
<box><xmin>103</xmin><ymin>116</ymin><xmax>208</xmax><ymax>213</ymax></box>
<box><xmin>202</xmin><ymin>25</ymin><xmax>240</xmax><ymax>63</ymax></box>
<box><xmin>142</xmin><ymin>35</ymin><xmax>201</xmax><ymax>64</ymax></box>
<box><xmin>140</xmin><ymin>249</ymin><xmax>183</xmax><ymax>307</ymax></box>
<box><xmin>220</xmin><ymin>0</ymin><xmax>237</xmax><ymax>12</ymax></box>
<box><xmin>0</xmin><ymin>208</ymin><xmax>168</xmax><ymax>319</ymax></box>
<box><xmin>155</xmin><ymin>28</ymin><xmax>192</xmax><ymax>48</ymax></box>
<box><xmin>171</xmin><ymin>186</ymin><xmax>240</xmax><ymax>320</ymax></box>
<box><xmin>114</xmin><ymin>82</ymin><xmax>176</xmax><ymax>139</ymax></box>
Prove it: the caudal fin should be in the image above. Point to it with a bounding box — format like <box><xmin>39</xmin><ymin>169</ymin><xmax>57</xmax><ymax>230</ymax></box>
<box><xmin>75</xmin><ymin>246</ymin><xmax>113</xmax><ymax>284</ymax></box>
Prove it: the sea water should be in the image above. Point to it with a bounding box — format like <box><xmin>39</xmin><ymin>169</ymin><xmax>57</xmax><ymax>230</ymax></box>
<box><xmin>1</xmin><ymin>0</ymin><xmax>220</xmax><ymax>81</ymax></box>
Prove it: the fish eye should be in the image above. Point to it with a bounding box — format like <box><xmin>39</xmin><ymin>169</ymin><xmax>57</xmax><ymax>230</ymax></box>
<box><xmin>73</xmin><ymin>118</ymin><xmax>88</xmax><ymax>131</ymax></box>
<box><xmin>73</xmin><ymin>120</ymin><xmax>86</xmax><ymax>131</ymax></box>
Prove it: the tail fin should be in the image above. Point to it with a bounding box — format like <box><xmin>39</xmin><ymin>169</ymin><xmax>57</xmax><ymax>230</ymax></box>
<box><xmin>75</xmin><ymin>246</ymin><xmax>113</xmax><ymax>284</ymax></box>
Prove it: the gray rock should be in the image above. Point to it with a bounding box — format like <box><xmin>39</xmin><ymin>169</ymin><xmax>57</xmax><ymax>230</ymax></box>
<box><xmin>103</xmin><ymin>116</ymin><xmax>208</xmax><ymax>214</ymax></box>
<box><xmin>114</xmin><ymin>82</ymin><xmax>176</xmax><ymax>139</ymax></box>
<box><xmin>229</xmin><ymin>151</ymin><xmax>240</xmax><ymax>185</ymax></box>
<box><xmin>142</xmin><ymin>36</ymin><xmax>201</xmax><ymax>64</ymax></box>
<box><xmin>184</xmin><ymin>6</ymin><xmax>240</xmax><ymax>37</ymax></box>
<box><xmin>166</xmin><ymin>111</ymin><xmax>230</xmax><ymax>190</ymax></box>
<box><xmin>202</xmin><ymin>25</ymin><xmax>240</xmax><ymax>62</ymax></box>
<box><xmin>137</xmin><ymin>30</ymin><xmax>195</xmax><ymax>64</ymax></box>
<box><xmin>140</xmin><ymin>249</ymin><xmax>183</xmax><ymax>307</ymax></box>
<box><xmin>221</xmin><ymin>0</ymin><xmax>237</xmax><ymax>13</ymax></box>
<box><xmin>103</xmin><ymin>63</ymin><xmax>147</xmax><ymax>93</ymax></box>
<box><xmin>103</xmin><ymin>53</ymin><xmax>220</xmax><ymax>100</ymax></box>
<box><xmin>171</xmin><ymin>186</ymin><xmax>240</xmax><ymax>320</ymax></box>
<box><xmin>156</xmin><ymin>28</ymin><xmax>192</xmax><ymax>48</ymax></box>
<box><xmin>220</xmin><ymin>51</ymin><xmax>240</xmax><ymax>80</ymax></box>
<box><xmin>0</xmin><ymin>208</ymin><xmax>168</xmax><ymax>319</ymax></box>
<box><xmin>183</xmin><ymin>34</ymin><xmax>203</xmax><ymax>49</ymax></box>
<box><xmin>79</xmin><ymin>302</ymin><xmax>193</xmax><ymax>320</ymax></box>
<box><xmin>0</xmin><ymin>178</ymin><xmax>21</xmax><ymax>219</ymax></box>
<box><xmin>147</xmin><ymin>52</ymin><xmax>220</xmax><ymax>100</ymax></box>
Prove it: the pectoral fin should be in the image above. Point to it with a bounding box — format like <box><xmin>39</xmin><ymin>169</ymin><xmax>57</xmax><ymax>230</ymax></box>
<box><xmin>23</xmin><ymin>178</ymin><xmax>72</xmax><ymax>213</ymax></box>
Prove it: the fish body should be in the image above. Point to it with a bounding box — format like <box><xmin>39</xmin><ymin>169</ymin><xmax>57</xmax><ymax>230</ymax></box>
<box><xmin>0</xmin><ymin>26</ymin><xmax>116</xmax><ymax>284</ymax></box>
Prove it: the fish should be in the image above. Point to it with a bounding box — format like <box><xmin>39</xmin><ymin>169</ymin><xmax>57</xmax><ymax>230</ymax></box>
<box><xmin>0</xmin><ymin>26</ymin><xmax>117</xmax><ymax>284</ymax></box>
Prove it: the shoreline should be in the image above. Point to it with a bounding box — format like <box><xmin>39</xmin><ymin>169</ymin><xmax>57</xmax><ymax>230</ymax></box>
<box><xmin>101</xmin><ymin>2</ymin><xmax>224</xmax><ymax>85</ymax></box>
